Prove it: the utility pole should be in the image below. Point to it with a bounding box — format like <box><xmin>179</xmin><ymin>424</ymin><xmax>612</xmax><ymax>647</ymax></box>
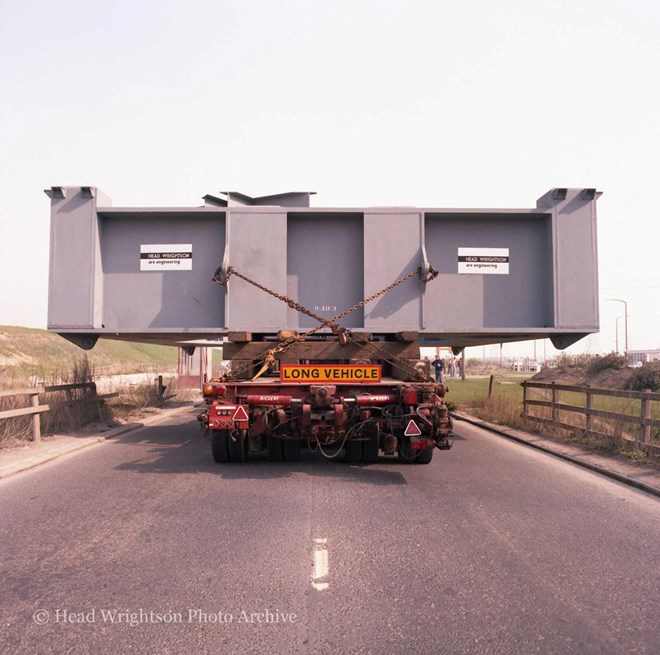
<box><xmin>608</xmin><ymin>299</ymin><xmax>629</xmax><ymax>357</ymax></box>
<box><xmin>615</xmin><ymin>315</ymin><xmax>624</xmax><ymax>353</ymax></box>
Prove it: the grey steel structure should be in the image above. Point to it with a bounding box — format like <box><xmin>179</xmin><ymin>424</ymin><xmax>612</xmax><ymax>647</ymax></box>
<box><xmin>46</xmin><ymin>186</ymin><xmax>600</xmax><ymax>352</ymax></box>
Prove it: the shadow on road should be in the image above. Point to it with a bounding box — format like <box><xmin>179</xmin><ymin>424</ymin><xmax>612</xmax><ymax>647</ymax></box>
<box><xmin>111</xmin><ymin>422</ymin><xmax>408</xmax><ymax>485</ymax></box>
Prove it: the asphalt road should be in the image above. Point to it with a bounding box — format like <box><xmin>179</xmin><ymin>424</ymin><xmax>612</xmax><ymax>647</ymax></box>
<box><xmin>1</xmin><ymin>409</ymin><xmax>658</xmax><ymax>655</ymax></box>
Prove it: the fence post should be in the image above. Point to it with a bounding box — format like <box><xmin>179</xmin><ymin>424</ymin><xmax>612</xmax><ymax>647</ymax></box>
<box><xmin>92</xmin><ymin>383</ymin><xmax>106</xmax><ymax>423</ymax></box>
<box><xmin>522</xmin><ymin>382</ymin><xmax>528</xmax><ymax>419</ymax></box>
<box><xmin>641</xmin><ymin>390</ymin><xmax>652</xmax><ymax>445</ymax></box>
<box><xmin>551</xmin><ymin>382</ymin><xmax>558</xmax><ymax>423</ymax></box>
<box><xmin>64</xmin><ymin>388</ymin><xmax>78</xmax><ymax>430</ymax></box>
<box><xmin>157</xmin><ymin>375</ymin><xmax>166</xmax><ymax>400</ymax></box>
<box><xmin>488</xmin><ymin>375</ymin><xmax>494</xmax><ymax>398</ymax></box>
<box><xmin>31</xmin><ymin>392</ymin><xmax>41</xmax><ymax>444</ymax></box>
<box><xmin>585</xmin><ymin>386</ymin><xmax>593</xmax><ymax>432</ymax></box>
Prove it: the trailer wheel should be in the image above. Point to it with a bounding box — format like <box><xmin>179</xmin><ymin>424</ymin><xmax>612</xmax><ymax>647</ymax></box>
<box><xmin>228</xmin><ymin>430</ymin><xmax>248</xmax><ymax>463</ymax></box>
<box><xmin>345</xmin><ymin>440</ymin><xmax>362</xmax><ymax>463</ymax></box>
<box><xmin>211</xmin><ymin>430</ymin><xmax>229</xmax><ymax>463</ymax></box>
<box><xmin>398</xmin><ymin>437</ymin><xmax>417</xmax><ymax>464</ymax></box>
<box><xmin>415</xmin><ymin>447</ymin><xmax>434</xmax><ymax>464</ymax></box>
<box><xmin>362</xmin><ymin>423</ymin><xmax>379</xmax><ymax>463</ymax></box>
<box><xmin>283</xmin><ymin>438</ymin><xmax>302</xmax><ymax>462</ymax></box>
<box><xmin>267</xmin><ymin>435</ymin><xmax>283</xmax><ymax>462</ymax></box>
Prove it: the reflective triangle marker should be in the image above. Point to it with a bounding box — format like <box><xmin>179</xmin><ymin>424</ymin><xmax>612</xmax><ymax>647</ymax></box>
<box><xmin>232</xmin><ymin>406</ymin><xmax>249</xmax><ymax>421</ymax></box>
<box><xmin>404</xmin><ymin>419</ymin><xmax>422</xmax><ymax>437</ymax></box>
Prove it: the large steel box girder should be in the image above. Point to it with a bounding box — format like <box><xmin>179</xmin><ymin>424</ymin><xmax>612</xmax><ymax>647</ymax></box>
<box><xmin>46</xmin><ymin>187</ymin><xmax>600</xmax><ymax>351</ymax></box>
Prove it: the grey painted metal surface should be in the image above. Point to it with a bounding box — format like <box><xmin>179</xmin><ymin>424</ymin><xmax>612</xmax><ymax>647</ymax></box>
<box><xmin>46</xmin><ymin>186</ymin><xmax>600</xmax><ymax>350</ymax></box>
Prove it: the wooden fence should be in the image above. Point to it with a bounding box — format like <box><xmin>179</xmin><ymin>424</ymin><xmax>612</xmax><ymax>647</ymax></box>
<box><xmin>0</xmin><ymin>383</ymin><xmax>118</xmax><ymax>444</ymax></box>
<box><xmin>522</xmin><ymin>381</ymin><xmax>660</xmax><ymax>451</ymax></box>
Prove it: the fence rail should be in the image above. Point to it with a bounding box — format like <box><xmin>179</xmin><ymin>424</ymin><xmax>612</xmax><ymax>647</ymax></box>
<box><xmin>0</xmin><ymin>383</ymin><xmax>118</xmax><ymax>444</ymax></box>
<box><xmin>522</xmin><ymin>381</ymin><xmax>660</xmax><ymax>452</ymax></box>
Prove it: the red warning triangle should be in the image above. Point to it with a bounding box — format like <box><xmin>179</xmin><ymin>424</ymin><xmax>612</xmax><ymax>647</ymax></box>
<box><xmin>232</xmin><ymin>406</ymin><xmax>249</xmax><ymax>421</ymax></box>
<box><xmin>404</xmin><ymin>419</ymin><xmax>422</xmax><ymax>437</ymax></box>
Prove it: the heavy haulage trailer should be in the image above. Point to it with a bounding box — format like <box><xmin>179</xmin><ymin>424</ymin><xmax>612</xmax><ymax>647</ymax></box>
<box><xmin>45</xmin><ymin>186</ymin><xmax>601</xmax><ymax>465</ymax></box>
<box><xmin>198</xmin><ymin>262</ymin><xmax>452</xmax><ymax>464</ymax></box>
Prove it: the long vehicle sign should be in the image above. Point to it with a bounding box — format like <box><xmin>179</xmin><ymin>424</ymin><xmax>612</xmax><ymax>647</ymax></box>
<box><xmin>280</xmin><ymin>364</ymin><xmax>382</xmax><ymax>383</ymax></box>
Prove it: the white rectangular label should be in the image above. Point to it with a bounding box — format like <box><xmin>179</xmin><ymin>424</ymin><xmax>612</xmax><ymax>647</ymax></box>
<box><xmin>140</xmin><ymin>244</ymin><xmax>192</xmax><ymax>271</ymax></box>
<box><xmin>458</xmin><ymin>248</ymin><xmax>509</xmax><ymax>274</ymax></box>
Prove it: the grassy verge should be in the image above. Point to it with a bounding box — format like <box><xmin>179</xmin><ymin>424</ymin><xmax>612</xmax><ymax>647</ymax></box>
<box><xmin>1</xmin><ymin>358</ymin><xmax>194</xmax><ymax>448</ymax></box>
<box><xmin>0</xmin><ymin>325</ymin><xmax>178</xmax><ymax>380</ymax></box>
<box><xmin>444</xmin><ymin>375</ymin><xmax>525</xmax><ymax>409</ymax></box>
<box><xmin>105</xmin><ymin>376</ymin><xmax>197</xmax><ymax>423</ymax></box>
<box><xmin>446</xmin><ymin>375</ymin><xmax>656</xmax><ymax>464</ymax></box>
<box><xmin>1</xmin><ymin>358</ymin><xmax>100</xmax><ymax>446</ymax></box>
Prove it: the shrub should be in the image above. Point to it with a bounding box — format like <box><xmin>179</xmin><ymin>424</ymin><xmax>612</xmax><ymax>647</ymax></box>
<box><xmin>551</xmin><ymin>353</ymin><xmax>593</xmax><ymax>370</ymax></box>
<box><xmin>586</xmin><ymin>352</ymin><xmax>627</xmax><ymax>375</ymax></box>
<box><xmin>625</xmin><ymin>363</ymin><xmax>660</xmax><ymax>392</ymax></box>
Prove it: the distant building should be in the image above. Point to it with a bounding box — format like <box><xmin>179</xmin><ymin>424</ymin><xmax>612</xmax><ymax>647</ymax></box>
<box><xmin>178</xmin><ymin>348</ymin><xmax>212</xmax><ymax>388</ymax></box>
<box><xmin>627</xmin><ymin>349</ymin><xmax>660</xmax><ymax>364</ymax></box>
<box><xmin>507</xmin><ymin>357</ymin><xmax>541</xmax><ymax>372</ymax></box>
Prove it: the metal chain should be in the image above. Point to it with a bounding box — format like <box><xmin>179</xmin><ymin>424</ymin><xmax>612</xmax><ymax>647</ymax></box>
<box><xmin>214</xmin><ymin>267</ymin><xmax>339</xmax><ymax>331</ymax></box>
<box><xmin>212</xmin><ymin>263</ymin><xmax>438</xmax><ymax>381</ymax></box>
<box><xmin>325</xmin><ymin>264</ymin><xmax>437</xmax><ymax>326</ymax></box>
<box><xmin>214</xmin><ymin>264</ymin><xmax>437</xmax><ymax>334</ymax></box>
<box><xmin>347</xmin><ymin>336</ymin><xmax>431</xmax><ymax>382</ymax></box>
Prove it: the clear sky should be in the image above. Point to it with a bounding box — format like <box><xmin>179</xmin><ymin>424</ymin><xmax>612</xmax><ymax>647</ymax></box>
<box><xmin>1</xmin><ymin>0</ymin><xmax>658</xmax><ymax>358</ymax></box>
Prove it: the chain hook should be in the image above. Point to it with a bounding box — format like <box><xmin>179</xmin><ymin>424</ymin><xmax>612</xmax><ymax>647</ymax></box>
<box><xmin>212</xmin><ymin>266</ymin><xmax>233</xmax><ymax>285</ymax></box>
<box><xmin>419</xmin><ymin>264</ymin><xmax>438</xmax><ymax>283</ymax></box>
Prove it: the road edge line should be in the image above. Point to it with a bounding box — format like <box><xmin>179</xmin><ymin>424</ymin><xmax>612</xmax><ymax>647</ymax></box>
<box><xmin>451</xmin><ymin>412</ymin><xmax>660</xmax><ymax>499</ymax></box>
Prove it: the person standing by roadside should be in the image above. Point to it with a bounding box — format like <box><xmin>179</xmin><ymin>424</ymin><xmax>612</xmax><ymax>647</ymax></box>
<box><xmin>431</xmin><ymin>356</ymin><xmax>445</xmax><ymax>383</ymax></box>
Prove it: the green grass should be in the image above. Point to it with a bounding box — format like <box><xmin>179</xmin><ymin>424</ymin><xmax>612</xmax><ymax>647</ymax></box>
<box><xmin>444</xmin><ymin>376</ymin><xmax>525</xmax><ymax>409</ymax></box>
<box><xmin>0</xmin><ymin>325</ymin><xmax>178</xmax><ymax>381</ymax></box>
<box><xmin>525</xmin><ymin>386</ymin><xmax>660</xmax><ymax>443</ymax></box>
<box><xmin>443</xmin><ymin>373</ymin><xmax>658</xmax><ymax>462</ymax></box>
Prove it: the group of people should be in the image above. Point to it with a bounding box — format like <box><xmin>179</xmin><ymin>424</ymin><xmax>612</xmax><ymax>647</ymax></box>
<box><xmin>419</xmin><ymin>354</ymin><xmax>461</xmax><ymax>383</ymax></box>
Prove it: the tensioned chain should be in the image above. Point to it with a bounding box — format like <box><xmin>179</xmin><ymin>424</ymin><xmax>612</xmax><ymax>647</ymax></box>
<box><xmin>214</xmin><ymin>267</ymin><xmax>338</xmax><ymax>332</ymax></box>
<box><xmin>320</xmin><ymin>264</ymin><xmax>437</xmax><ymax>327</ymax></box>
<box><xmin>347</xmin><ymin>336</ymin><xmax>431</xmax><ymax>383</ymax></box>
<box><xmin>212</xmin><ymin>264</ymin><xmax>438</xmax><ymax>381</ymax></box>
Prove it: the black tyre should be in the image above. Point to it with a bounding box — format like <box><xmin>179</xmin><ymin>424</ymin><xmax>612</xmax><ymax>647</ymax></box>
<box><xmin>211</xmin><ymin>430</ymin><xmax>229</xmax><ymax>463</ymax></box>
<box><xmin>228</xmin><ymin>430</ymin><xmax>248</xmax><ymax>463</ymax></box>
<box><xmin>267</xmin><ymin>434</ymin><xmax>283</xmax><ymax>462</ymax></box>
<box><xmin>282</xmin><ymin>438</ymin><xmax>302</xmax><ymax>462</ymax></box>
<box><xmin>362</xmin><ymin>423</ymin><xmax>379</xmax><ymax>464</ymax></box>
<box><xmin>345</xmin><ymin>439</ymin><xmax>362</xmax><ymax>463</ymax></box>
<box><xmin>415</xmin><ymin>447</ymin><xmax>434</xmax><ymax>464</ymax></box>
<box><xmin>398</xmin><ymin>437</ymin><xmax>417</xmax><ymax>464</ymax></box>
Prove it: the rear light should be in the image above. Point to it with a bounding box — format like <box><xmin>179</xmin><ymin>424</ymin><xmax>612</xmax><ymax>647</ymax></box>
<box><xmin>202</xmin><ymin>383</ymin><xmax>227</xmax><ymax>397</ymax></box>
<box><xmin>410</xmin><ymin>436</ymin><xmax>435</xmax><ymax>450</ymax></box>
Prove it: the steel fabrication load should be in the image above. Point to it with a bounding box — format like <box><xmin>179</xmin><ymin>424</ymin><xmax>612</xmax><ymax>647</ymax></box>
<box><xmin>46</xmin><ymin>186</ymin><xmax>600</xmax><ymax>464</ymax></box>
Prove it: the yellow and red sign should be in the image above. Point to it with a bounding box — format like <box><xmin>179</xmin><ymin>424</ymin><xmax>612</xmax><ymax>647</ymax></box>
<box><xmin>280</xmin><ymin>364</ymin><xmax>381</xmax><ymax>383</ymax></box>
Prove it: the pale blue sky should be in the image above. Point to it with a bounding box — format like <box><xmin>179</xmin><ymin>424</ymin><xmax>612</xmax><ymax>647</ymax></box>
<box><xmin>1</xmin><ymin>0</ymin><xmax>658</xmax><ymax>356</ymax></box>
